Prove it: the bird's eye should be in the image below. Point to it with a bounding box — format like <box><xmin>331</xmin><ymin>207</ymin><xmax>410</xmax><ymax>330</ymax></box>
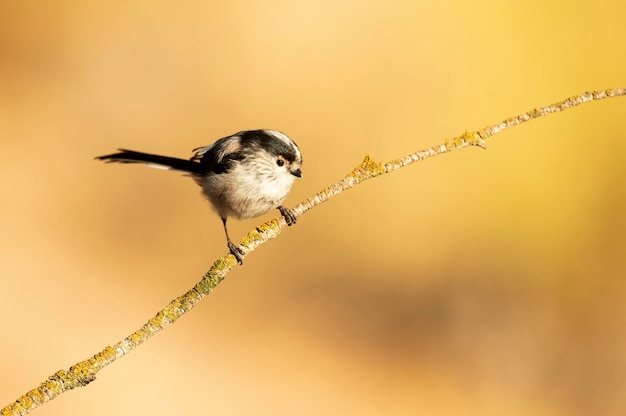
<box><xmin>276</xmin><ymin>158</ymin><xmax>285</xmax><ymax>167</ymax></box>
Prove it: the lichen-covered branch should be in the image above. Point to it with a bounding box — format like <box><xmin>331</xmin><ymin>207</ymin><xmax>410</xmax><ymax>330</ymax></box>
<box><xmin>2</xmin><ymin>88</ymin><xmax>624</xmax><ymax>416</ymax></box>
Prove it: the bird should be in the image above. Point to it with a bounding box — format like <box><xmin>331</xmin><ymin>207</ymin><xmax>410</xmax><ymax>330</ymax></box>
<box><xmin>96</xmin><ymin>129</ymin><xmax>303</xmax><ymax>264</ymax></box>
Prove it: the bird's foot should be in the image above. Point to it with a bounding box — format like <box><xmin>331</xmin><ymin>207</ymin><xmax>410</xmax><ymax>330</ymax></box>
<box><xmin>278</xmin><ymin>206</ymin><xmax>297</xmax><ymax>226</ymax></box>
<box><xmin>227</xmin><ymin>241</ymin><xmax>244</xmax><ymax>264</ymax></box>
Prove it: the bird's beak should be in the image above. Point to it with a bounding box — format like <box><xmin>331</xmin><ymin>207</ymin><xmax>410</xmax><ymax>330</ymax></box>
<box><xmin>291</xmin><ymin>168</ymin><xmax>302</xmax><ymax>178</ymax></box>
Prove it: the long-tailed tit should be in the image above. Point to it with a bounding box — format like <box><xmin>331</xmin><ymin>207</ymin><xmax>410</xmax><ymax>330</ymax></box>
<box><xmin>96</xmin><ymin>129</ymin><xmax>303</xmax><ymax>264</ymax></box>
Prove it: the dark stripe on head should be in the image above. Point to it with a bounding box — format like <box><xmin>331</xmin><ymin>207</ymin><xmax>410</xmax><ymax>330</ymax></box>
<box><xmin>238</xmin><ymin>130</ymin><xmax>300</xmax><ymax>162</ymax></box>
<box><xmin>193</xmin><ymin>129</ymin><xmax>301</xmax><ymax>175</ymax></box>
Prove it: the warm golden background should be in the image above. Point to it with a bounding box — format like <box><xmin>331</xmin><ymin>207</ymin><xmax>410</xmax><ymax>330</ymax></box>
<box><xmin>1</xmin><ymin>1</ymin><xmax>625</xmax><ymax>415</ymax></box>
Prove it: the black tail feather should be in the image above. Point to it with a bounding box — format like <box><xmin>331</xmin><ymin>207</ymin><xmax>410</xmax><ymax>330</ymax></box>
<box><xmin>95</xmin><ymin>149</ymin><xmax>204</xmax><ymax>174</ymax></box>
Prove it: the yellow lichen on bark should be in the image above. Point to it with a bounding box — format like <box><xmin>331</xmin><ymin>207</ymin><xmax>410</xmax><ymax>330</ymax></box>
<box><xmin>348</xmin><ymin>154</ymin><xmax>386</xmax><ymax>180</ymax></box>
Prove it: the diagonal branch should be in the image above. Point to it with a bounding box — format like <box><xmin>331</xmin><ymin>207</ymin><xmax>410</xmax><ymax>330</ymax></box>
<box><xmin>2</xmin><ymin>88</ymin><xmax>625</xmax><ymax>416</ymax></box>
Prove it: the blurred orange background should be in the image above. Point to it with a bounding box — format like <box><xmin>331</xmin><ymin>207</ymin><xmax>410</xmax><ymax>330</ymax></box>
<box><xmin>1</xmin><ymin>1</ymin><xmax>625</xmax><ymax>415</ymax></box>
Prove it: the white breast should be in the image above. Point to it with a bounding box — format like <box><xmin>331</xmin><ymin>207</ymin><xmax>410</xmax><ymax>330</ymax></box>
<box><xmin>199</xmin><ymin>163</ymin><xmax>296</xmax><ymax>220</ymax></box>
